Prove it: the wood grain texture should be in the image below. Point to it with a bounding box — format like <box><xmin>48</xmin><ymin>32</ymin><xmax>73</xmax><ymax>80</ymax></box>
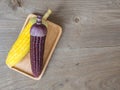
<box><xmin>0</xmin><ymin>0</ymin><xmax>120</xmax><ymax>90</ymax></box>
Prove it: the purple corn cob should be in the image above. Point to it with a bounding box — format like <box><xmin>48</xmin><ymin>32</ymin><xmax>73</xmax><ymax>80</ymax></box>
<box><xmin>30</xmin><ymin>15</ymin><xmax>47</xmax><ymax>77</ymax></box>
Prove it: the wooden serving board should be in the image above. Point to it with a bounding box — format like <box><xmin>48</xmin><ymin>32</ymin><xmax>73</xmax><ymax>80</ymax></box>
<box><xmin>9</xmin><ymin>14</ymin><xmax>62</xmax><ymax>80</ymax></box>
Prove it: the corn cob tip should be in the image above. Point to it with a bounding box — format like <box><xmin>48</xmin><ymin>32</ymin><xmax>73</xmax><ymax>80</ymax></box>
<box><xmin>42</xmin><ymin>9</ymin><xmax>52</xmax><ymax>20</ymax></box>
<box><xmin>47</xmin><ymin>9</ymin><xmax>52</xmax><ymax>15</ymax></box>
<box><xmin>6</xmin><ymin>59</ymin><xmax>12</xmax><ymax>68</ymax></box>
<box><xmin>42</xmin><ymin>9</ymin><xmax>52</xmax><ymax>27</ymax></box>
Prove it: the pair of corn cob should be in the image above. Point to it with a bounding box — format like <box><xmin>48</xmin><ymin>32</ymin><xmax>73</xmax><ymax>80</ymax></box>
<box><xmin>6</xmin><ymin>9</ymin><xmax>52</xmax><ymax>68</ymax></box>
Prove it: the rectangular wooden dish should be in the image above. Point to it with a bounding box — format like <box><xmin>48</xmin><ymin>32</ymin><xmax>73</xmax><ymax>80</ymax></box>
<box><xmin>9</xmin><ymin>14</ymin><xmax>62</xmax><ymax>80</ymax></box>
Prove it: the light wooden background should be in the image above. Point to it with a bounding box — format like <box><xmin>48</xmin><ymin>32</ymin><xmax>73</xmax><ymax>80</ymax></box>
<box><xmin>0</xmin><ymin>0</ymin><xmax>120</xmax><ymax>90</ymax></box>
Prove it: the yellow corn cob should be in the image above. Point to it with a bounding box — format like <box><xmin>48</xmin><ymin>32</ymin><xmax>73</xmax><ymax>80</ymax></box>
<box><xmin>6</xmin><ymin>18</ymin><xmax>36</xmax><ymax>67</ymax></box>
<box><xmin>6</xmin><ymin>9</ymin><xmax>52</xmax><ymax>68</ymax></box>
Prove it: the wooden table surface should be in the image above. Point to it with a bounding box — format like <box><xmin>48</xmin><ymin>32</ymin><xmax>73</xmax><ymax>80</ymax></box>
<box><xmin>0</xmin><ymin>0</ymin><xmax>120</xmax><ymax>90</ymax></box>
